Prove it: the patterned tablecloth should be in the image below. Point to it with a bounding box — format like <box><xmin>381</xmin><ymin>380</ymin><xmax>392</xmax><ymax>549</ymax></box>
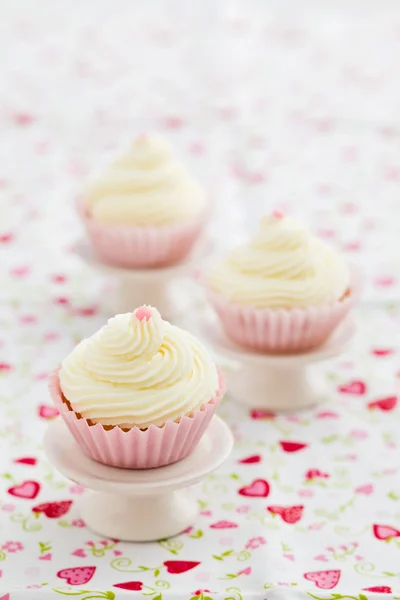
<box><xmin>2</xmin><ymin>1</ymin><xmax>400</xmax><ymax>598</ymax></box>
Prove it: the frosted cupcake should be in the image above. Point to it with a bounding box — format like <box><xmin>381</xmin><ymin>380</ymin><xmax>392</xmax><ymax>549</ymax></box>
<box><xmin>49</xmin><ymin>305</ymin><xmax>224</xmax><ymax>468</ymax></box>
<box><xmin>79</xmin><ymin>134</ymin><xmax>207</xmax><ymax>268</ymax></box>
<box><xmin>207</xmin><ymin>213</ymin><xmax>355</xmax><ymax>353</ymax></box>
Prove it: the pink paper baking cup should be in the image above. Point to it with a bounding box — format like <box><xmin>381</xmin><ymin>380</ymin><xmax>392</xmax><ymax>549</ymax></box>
<box><xmin>49</xmin><ymin>370</ymin><xmax>225</xmax><ymax>469</ymax></box>
<box><xmin>208</xmin><ymin>283</ymin><xmax>359</xmax><ymax>354</ymax></box>
<box><xmin>77</xmin><ymin>200</ymin><xmax>207</xmax><ymax>269</ymax></box>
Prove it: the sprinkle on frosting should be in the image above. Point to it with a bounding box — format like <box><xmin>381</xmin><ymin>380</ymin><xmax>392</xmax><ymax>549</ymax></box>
<box><xmin>83</xmin><ymin>133</ymin><xmax>206</xmax><ymax>226</ymax></box>
<box><xmin>59</xmin><ymin>306</ymin><xmax>219</xmax><ymax>429</ymax></box>
<box><xmin>134</xmin><ymin>305</ymin><xmax>153</xmax><ymax>321</ymax></box>
<box><xmin>207</xmin><ymin>214</ymin><xmax>350</xmax><ymax>310</ymax></box>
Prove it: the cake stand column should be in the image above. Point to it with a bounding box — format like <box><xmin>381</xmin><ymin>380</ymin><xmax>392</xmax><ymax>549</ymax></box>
<box><xmin>80</xmin><ymin>489</ymin><xmax>198</xmax><ymax>542</ymax></box>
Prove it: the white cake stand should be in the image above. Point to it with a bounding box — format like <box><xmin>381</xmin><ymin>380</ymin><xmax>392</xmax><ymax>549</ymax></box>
<box><xmin>44</xmin><ymin>417</ymin><xmax>233</xmax><ymax>542</ymax></box>
<box><xmin>74</xmin><ymin>240</ymin><xmax>211</xmax><ymax>319</ymax></box>
<box><xmin>198</xmin><ymin>316</ymin><xmax>356</xmax><ymax>411</ymax></box>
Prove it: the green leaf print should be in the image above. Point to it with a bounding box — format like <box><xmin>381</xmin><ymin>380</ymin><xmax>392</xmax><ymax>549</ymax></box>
<box><xmin>189</xmin><ymin>529</ymin><xmax>204</xmax><ymax>539</ymax></box>
<box><xmin>388</xmin><ymin>491</ymin><xmax>400</xmax><ymax>501</ymax></box>
<box><xmin>53</xmin><ymin>590</ymin><xmax>115</xmax><ymax>599</ymax></box>
<box><xmin>321</xmin><ymin>435</ymin><xmax>339</xmax><ymax>444</ymax></box>
<box><xmin>39</xmin><ymin>541</ymin><xmax>52</xmax><ymax>554</ymax></box>
<box><xmin>225</xmin><ymin>587</ymin><xmax>243</xmax><ymax>600</ymax></box>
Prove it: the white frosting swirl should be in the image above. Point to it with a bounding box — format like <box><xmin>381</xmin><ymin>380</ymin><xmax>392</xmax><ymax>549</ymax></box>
<box><xmin>59</xmin><ymin>306</ymin><xmax>219</xmax><ymax>429</ymax></box>
<box><xmin>208</xmin><ymin>214</ymin><xmax>350</xmax><ymax>309</ymax></box>
<box><xmin>84</xmin><ymin>134</ymin><xmax>206</xmax><ymax>226</ymax></box>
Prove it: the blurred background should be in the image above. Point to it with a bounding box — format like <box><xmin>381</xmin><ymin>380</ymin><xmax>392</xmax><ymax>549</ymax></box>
<box><xmin>1</xmin><ymin>0</ymin><xmax>400</xmax><ymax>311</ymax></box>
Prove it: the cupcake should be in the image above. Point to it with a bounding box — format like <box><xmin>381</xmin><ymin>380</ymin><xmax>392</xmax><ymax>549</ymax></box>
<box><xmin>78</xmin><ymin>134</ymin><xmax>207</xmax><ymax>268</ymax></box>
<box><xmin>206</xmin><ymin>213</ymin><xmax>356</xmax><ymax>353</ymax></box>
<box><xmin>49</xmin><ymin>305</ymin><xmax>224</xmax><ymax>468</ymax></box>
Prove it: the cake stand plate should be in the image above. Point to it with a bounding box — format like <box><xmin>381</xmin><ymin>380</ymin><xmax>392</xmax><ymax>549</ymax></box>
<box><xmin>44</xmin><ymin>416</ymin><xmax>233</xmax><ymax>542</ymax></box>
<box><xmin>74</xmin><ymin>239</ymin><xmax>212</xmax><ymax>319</ymax></box>
<box><xmin>198</xmin><ymin>316</ymin><xmax>356</xmax><ymax>411</ymax></box>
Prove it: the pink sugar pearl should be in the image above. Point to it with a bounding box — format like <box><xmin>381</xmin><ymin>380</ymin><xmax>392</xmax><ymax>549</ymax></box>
<box><xmin>135</xmin><ymin>306</ymin><xmax>153</xmax><ymax>321</ymax></box>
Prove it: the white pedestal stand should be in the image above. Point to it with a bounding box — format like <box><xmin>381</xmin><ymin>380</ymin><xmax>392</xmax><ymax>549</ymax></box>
<box><xmin>44</xmin><ymin>417</ymin><xmax>233</xmax><ymax>542</ymax></box>
<box><xmin>199</xmin><ymin>317</ymin><xmax>356</xmax><ymax>411</ymax></box>
<box><xmin>74</xmin><ymin>240</ymin><xmax>211</xmax><ymax>319</ymax></box>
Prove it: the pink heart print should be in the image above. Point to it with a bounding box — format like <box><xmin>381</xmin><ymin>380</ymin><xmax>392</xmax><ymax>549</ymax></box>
<box><xmin>238</xmin><ymin>479</ymin><xmax>270</xmax><ymax>498</ymax></box>
<box><xmin>38</xmin><ymin>404</ymin><xmax>59</xmax><ymax>419</ymax></box>
<box><xmin>338</xmin><ymin>380</ymin><xmax>366</xmax><ymax>395</ymax></box>
<box><xmin>8</xmin><ymin>480</ymin><xmax>40</xmax><ymax>500</ymax></box>
<box><xmin>71</xmin><ymin>549</ymin><xmax>87</xmax><ymax>557</ymax></box>
<box><xmin>304</xmin><ymin>570</ymin><xmax>341</xmax><ymax>589</ymax></box>
<box><xmin>368</xmin><ymin>396</ymin><xmax>398</xmax><ymax>411</ymax></box>
<box><xmin>373</xmin><ymin>524</ymin><xmax>400</xmax><ymax>540</ymax></box>
<box><xmin>210</xmin><ymin>520</ymin><xmax>238</xmax><ymax>529</ymax></box>
<box><xmin>57</xmin><ymin>566</ymin><xmax>96</xmax><ymax>585</ymax></box>
<box><xmin>355</xmin><ymin>483</ymin><xmax>374</xmax><ymax>495</ymax></box>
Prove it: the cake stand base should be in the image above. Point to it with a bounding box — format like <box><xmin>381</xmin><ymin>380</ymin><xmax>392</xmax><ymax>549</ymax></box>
<box><xmin>75</xmin><ymin>240</ymin><xmax>211</xmax><ymax>319</ymax></box>
<box><xmin>44</xmin><ymin>417</ymin><xmax>233</xmax><ymax>542</ymax></box>
<box><xmin>199</xmin><ymin>317</ymin><xmax>356</xmax><ymax>411</ymax></box>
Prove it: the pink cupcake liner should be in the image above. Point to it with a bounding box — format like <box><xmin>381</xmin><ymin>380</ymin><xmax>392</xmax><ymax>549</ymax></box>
<box><xmin>77</xmin><ymin>199</ymin><xmax>207</xmax><ymax>269</ymax></box>
<box><xmin>207</xmin><ymin>278</ymin><xmax>360</xmax><ymax>354</ymax></box>
<box><xmin>49</xmin><ymin>370</ymin><xmax>224</xmax><ymax>469</ymax></box>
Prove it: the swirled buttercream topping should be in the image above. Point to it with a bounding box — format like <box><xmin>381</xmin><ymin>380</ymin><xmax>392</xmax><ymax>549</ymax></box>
<box><xmin>83</xmin><ymin>134</ymin><xmax>206</xmax><ymax>226</ymax></box>
<box><xmin>59</xmin><ymin>305</ymin><xmax>219</xmax><ymax>428</ymax></box>
<box><xmin>208</xmin><ymin>213</ymin><xmax>350</xmax><ymax>309</ymax></box>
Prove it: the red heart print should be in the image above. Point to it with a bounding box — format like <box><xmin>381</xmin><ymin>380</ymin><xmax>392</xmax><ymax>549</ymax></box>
<box><xmin>238</xmin><ymin>479</ymin><xmax>270</xmax><ymax>498</ymax></box>
<box><xmin>368</xmin><ymin>396</ymin><xmax>398</xmax><ymax>411</ymax></box>
<box><xmin>305</xmin><ymin>469</ymin><xmax>329</xmax><ymax>480</ymax></box>
<box><xmin>0</xmin><ymin>595</ymin><xmax>10</xmax><ymax>600</ymax></box>
<box><xmin>304</xmin><ymin>570</ymin><xmax>341</xmax><ymax>589</ymax></box>
<box><xmin>210</xmin><ymin>520</ymin><xmax>238</xmax><ymax>529</ymax></box>
<box><xmin>239</xmin><ymin>455</ymin><xmax>262</xmax><ymax>464</ymax></box>
<box><xmin>114</xmin><ymin>582</ymin><xmax>143</xmax><ymax>591</ymax></box>
<box><xmin>14</xmin><ymin>457</ymin><xmax>37</xmax><ymax>466</ymax></box>
<box><xmin>250</xmin><ymin>409</ymin><xmax>275</xmax><ymax>420</ymax></box>
<box><xmin>363</xmin><ymin>587</ymin><xmax>392</xmax><ymax>593</ymax></box>
<box><xmin>38</xmin><ymin>404</ymin><xmax>59</xmax><ymax>419</ymax></box>
<box><xmin>163</xmin><ymin>561</ymin><xmax>200</xmax><ymax>574</ymax></box>
<box><xmin>268</xmin><ymin>505</ymin><xmax>304</xmax><ymax>524</ymax></box>
<box><xmin>338</xmin><ymin>380</ymin><xmax>366</xmax><ymax>395</ymax></box>
<box><xmin>373</xmin><ymin>524</ymin><xmax>400</xmax><ymax>540</ymax></box>
<box><xmin>33</xmin><ymin>500</ymin><xmax>72</xmax><ymax>518</ymax></box>
<box><xmin>57</xmin><ymin>566</ymin><xmax>96</xmax><ymax>585</ymax></box>
<box><xmin>372</xmin><ymin>349</ymin><xmax>393</xmax><ymax>357</ymax></box>
<box><xmin>279</xmin><ymin>441</ymin><xmax>308</xmax><ymax>453</ymax></box>
<box><xmin>8</xmin><ymin>480</ymin><xmax>40</xmax><ymax>500</ymax></box>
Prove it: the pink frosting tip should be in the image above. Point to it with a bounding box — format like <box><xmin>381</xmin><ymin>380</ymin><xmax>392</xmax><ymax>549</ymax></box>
<box><xmin>272</xmin><ymin>210</ymin><xmax>284</xmax><ymax>219</ymax></box>
<box><xmin>137</xmin><ymin>132</ymin><xmax>148</xmax><ymax>142</ymax></box>
<box><xmin>135</xmin><ymin>306</ymin><xmax>153</xmax><ymax>321</ymax></box>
